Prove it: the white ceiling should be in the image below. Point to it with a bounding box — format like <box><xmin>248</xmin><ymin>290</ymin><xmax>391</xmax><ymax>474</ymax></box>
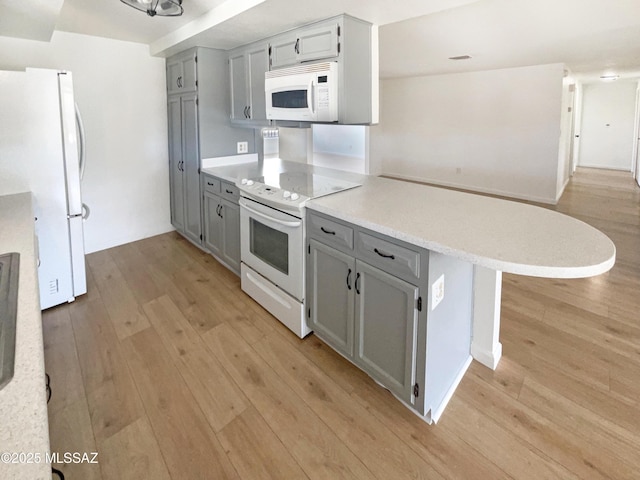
<box><xmin>1</xmin><ymin>0</ymin><xmax>640</xmax><ymax>79</ymax></box>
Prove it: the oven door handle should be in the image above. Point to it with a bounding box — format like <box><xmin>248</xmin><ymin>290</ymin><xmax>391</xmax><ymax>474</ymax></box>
<box><xmin>241</xmin><ymin>203</ymin><xmax>302</xmax><ymax>228</ymax></box>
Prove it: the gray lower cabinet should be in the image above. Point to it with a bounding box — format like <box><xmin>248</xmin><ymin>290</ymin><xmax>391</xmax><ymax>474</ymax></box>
<box><xmin>307</xmin><ymin>239</ymin><xmax>420</xmax><ymax>406</ymax></box>
<box><xmin>307</xmin><ymin>210</ymin><xmax>474</xmax><ymax>423</ymax></box>
<box><xmin>203</xmin><ymin>183</ymin><xmax>241</xmax><ymax>274</ymax></box>
<box><xmin>308</xmin><ymin>239</ymin><xmax>355</xmax><ymax>358</ymax></box>
<box><xmin>203</xmin><ymin>192</ymin><xmax>223</xmax><ymax>257</ymax></box>
<box><xmin>168</xmin><ymin>92</ymin><xmax>201</xmax><ymax>245</ymax></box>
<box><xmin>354</xmin><ymin>259</ymin><xmax>419</xmax><ymax>404</ymax></box>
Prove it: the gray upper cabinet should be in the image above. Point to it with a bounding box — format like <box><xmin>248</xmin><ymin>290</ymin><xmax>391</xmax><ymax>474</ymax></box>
<box><xmin>270</xmin><ymin>21</ymin><xmax>339</xmax><ymax>69</ymax></box>
<box><xmin>354</xmin><ymin>259</ymin><xmax>419</xmax><ymax>404</ymax></box>
<box><xmin>308</xmin><ymin>239</ymin><xmax>356</xmax><ymax>358</ymax></box>
<box><xmin>269</xmin><ymin>34</ymin><xmax>298</xmax><ymax>69</ymax></box>
<box><xmin>168</xmin><ymin>91</ymin><xmax>201</xmax><ymax>245</ymax></box>
<box><xmin>297</xmin><ymin>22</ymin><xmax>339</xmax><ymax>63</ymax></box>
<box><xmin>229</xmin><ymin>42</ymin><xmax>269</xmax><ymax>123</ymax></box>
<box><xmin>203</xmin><ymin>176</ymin><xmax>241</xmax><ymax>275</ymax></box>
<box><xmin>229</xmin><ymin>52</ymin><xmax>247</xmax><ymax>120</ymax></box>
<box><xmin>167</xmin><ymin>52</ymin><xmax>197</xmax><ymax>95</ymax></box>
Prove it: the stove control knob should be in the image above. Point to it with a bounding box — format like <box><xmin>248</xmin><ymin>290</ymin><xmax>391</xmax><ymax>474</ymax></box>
<box><xmin>290</xmin><ymin>193</ymin><xmax>300</xmax><ymax>201</ymax></box>
<box><xmin>241</xmin><ymin>178</ymin><xmax>248</xmax><ymax>185</ymax></box>
<box><xmin>247</xmin><ymin>180</ymin><xmax>254</xmax><ymax>186</ymax></box>
<box><xmin>283</xmin><ymin>190</ymin><xmax>291</xmax><ymax>199</ymax></box>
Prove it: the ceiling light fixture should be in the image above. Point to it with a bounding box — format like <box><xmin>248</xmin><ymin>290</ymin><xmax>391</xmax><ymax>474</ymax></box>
<box><xmin>120</xmin><ymin>0</ymin><xmax>183</xmax><ymax>17</ymax></box>
<box><xmin>448</xmin><ymin>55</ymin><xmax>472</xmax><ymax>61</ymax></box>
<box><xmin>599</xmin><ymin>74</ymin><xmax>620</xmax><ymax>81</ymax></box>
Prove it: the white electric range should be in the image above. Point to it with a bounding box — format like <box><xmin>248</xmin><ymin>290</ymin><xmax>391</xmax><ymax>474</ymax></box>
<box><xmin>237</xmin><ymin>171</ymin><xmax>361</xmax><ymax>338</ymax></box>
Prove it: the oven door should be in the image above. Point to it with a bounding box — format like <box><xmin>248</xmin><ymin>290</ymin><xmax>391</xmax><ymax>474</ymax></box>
<box><xmin>239</xmin><ymin>197</ymin><xmax>304</xmax><ymax>301</ymax></box>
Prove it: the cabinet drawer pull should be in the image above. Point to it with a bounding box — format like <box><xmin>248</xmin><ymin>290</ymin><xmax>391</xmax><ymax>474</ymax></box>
<box><xmin>294</xmin><ymin>38</ymin><xmax>300</xmax><ymax>54</ymax></box>
<box><xmin>355</xmin><ymin>272</ymin><xmax>361</xmax><ymax>294</ymax></box>
<box><xmin>320</xmin><ymin>226</ymin><xmax>336</xmax><ymax>235</ymax></box>
<box><xmin>346</xmin><ymin>268</ymin><xmax>352</xmax><ymax>290</ymax></box>
<box><xmin>247</xmin><ymin>106</ymin><xmax>251</xmax><ymax>118</ymax></box>
<box><xmin>207</xmin><ymin>182</ymin><xmax>215</xmax><ymax>186</ymax></box>
<box><xmin>225</xmin><ymin>189</ymin><xmax>233</xmax><ymax>194</ymax></box>
<box><xmin>374</xmin><ymin>248</ymin><xmax>395</xmax><ymax>260</ymax></box>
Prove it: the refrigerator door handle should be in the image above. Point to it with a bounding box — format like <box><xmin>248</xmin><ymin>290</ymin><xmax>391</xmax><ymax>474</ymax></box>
<box><xmin>75</xmin><ymin>103</ymin><xmax>87</xmax><ymax>181</ymax></box>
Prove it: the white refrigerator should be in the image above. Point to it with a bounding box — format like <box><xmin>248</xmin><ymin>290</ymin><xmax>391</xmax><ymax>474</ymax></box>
<box><xmin>0</xmin><ymin>68</ymin><xmax>87</xmax><ymax>309</ymax></box>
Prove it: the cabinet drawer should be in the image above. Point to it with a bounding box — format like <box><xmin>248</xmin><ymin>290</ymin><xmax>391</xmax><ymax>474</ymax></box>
<box><xmin>308</xmin><ymin>213</ymin><xmax>353</xmax><ymax>251</ymax></box>
<box><xmin>203</xmin><ymin>176</ymin><xmax>220</xmax><ymax>194</ymax></box>
<box><xmin>356</xmin><ymin>232</ymin><xmax>421</xmax><ymax>282</ymax></box>
<box><xmin>220</xmin><ymin>181</ymin><xmax>240</xmax><ymax>201</ymax></box>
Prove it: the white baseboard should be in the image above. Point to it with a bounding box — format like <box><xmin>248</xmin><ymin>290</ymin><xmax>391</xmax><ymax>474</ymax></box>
<box><xmin>471</xmin><ymin>342</ymin><xmax>502</xmax><ymax>370</ymax></box>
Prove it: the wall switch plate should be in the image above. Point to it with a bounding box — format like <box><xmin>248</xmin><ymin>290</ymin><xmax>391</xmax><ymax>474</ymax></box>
<box><xmin>237</xmin><ymin>141</ymin><xmax>248</xmax><ymax>154</ymax></box>
<box><xmin>432</xmin><ymin>274</ymin><xmax>444</xmax><ymax>310</ymax></box>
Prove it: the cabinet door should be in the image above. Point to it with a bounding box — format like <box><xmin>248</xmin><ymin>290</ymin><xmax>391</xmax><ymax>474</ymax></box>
<box><xmin>168</xmin><ymin>96</ymin><xmax>184</xmax><ymax>232</ymax></box>
<box><xmin>204</xmin><ymin>192</ymin><xmax>222</xmax><ymax>256</ymax></box>
<box><xmin>167</xmin><ymin>60</ymin><xmax>183</xmax><ymax>95</ymax></box>
<box><xmin>181</xmin><ymin>93</ymin><xmax>202</xmax><ymax>245</ymax></box>
<box><xmin>354</xmin><ymin>260</ymin><xmax>419</xmax><ymax>404</ymax></box>
<box><xmin>220</xmin><ymin>198</ymin><xmax>241</xmax><ymax>273</ymax></box>
<box><xmin>308</xmin><ymin>239</ymin><xmax>356</xmax><ymax>358</ymax></box>
<box><xmin>247</xmin><ymin>46</ymin><xmax>268</xmax><ymax>120</ymax></box>
<box><xmin>270</xmin><ymin>34</ymin><xmax>298</xmax><ymax>69</ymax></box>
<box><xmin>229</xmin><ymin>53</ymin><xmax>248</xmax><ymax>120</ymax></box>
<box><xmin>180</xmin><ymin>53</ymin><xmax>197</xmax><ymax>92</ymax></box>
<box><xmin>297</xmin><ymin>22</ymin><xmax>339</xmax><ymax>63</ymax></box>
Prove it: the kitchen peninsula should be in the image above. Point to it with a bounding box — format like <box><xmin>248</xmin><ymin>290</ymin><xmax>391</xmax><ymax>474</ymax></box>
<box><xmin>202</xmin><ymin>157</ymin><xmax>615</xmax><ymax>423</ymax></box>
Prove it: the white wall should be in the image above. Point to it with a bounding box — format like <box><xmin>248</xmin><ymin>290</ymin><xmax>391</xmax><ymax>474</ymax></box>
<box><xmin>370</xmin><ymin>63</ymin><xmax>566</xmax><ymax>204</ymax></box>
<box><xmin>578</xmin><ymin>80</ymin><xmax>637</xmax><ymax>171</ymax></box>
<box><xmin>556</xmin><ymin>76</ymin><xmax>576</xmax><ymax>200</ymax></box>
<box><xmin>0</xmin><ymin>31</ymin><xmax>171</xmax><ymax>253</ymax></box>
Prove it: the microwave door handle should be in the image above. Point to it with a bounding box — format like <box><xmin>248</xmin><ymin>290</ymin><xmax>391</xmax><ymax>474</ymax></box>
<box><xmin>307</xmin><ymin>79</ymin><xmax>315</xmax><ymax>115</ymax></box>
<box><xmin>241</xmin><ymin>203</ymin><xmax>302</xmax><ymax>228</ymax></box>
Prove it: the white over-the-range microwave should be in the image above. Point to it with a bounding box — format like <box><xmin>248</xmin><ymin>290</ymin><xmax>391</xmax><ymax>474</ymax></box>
<box><xmin>265</xmin><ymin>61</ymin><xmax>338</xmax><ymax>122</ymax></box>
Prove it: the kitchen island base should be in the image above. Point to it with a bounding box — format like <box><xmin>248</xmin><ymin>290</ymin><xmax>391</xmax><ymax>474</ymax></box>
<box><xmin>306</xmin><ymin>210</ymin><xmax>474</xmax><ymax>423</ymax></box>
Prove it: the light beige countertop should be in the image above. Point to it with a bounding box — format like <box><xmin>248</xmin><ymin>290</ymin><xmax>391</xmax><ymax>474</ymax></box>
<box><xmin>202</xmin><ymin>156</ymin><xmax>615</xmax><ymax>278</ymax></box>
<box><xmin>307</xmin><ymin>176</ymin><xmax>616</xmax><ymax>279</ymax></box>
<box><xmin>0</xmin><ymin>193</ymin><xmax>51</xmax><ymax>480</ymax></box>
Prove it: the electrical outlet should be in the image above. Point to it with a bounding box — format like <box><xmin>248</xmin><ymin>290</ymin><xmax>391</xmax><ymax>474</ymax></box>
<box><xmin>432</xmin><ymin>274</ymin><xmax>444</xmax><ymax>310</ymax></box>
<box><xmin>237</xmin><ymin>141</ymin><xmax>248</xmax><ymax>154</ymax></box>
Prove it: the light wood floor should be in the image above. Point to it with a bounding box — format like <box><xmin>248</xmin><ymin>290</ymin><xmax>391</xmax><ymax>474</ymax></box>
<box><xmin>44</xmin><ymin>167</ymin><xmax>640</xmax><ymax>479</ymax></box>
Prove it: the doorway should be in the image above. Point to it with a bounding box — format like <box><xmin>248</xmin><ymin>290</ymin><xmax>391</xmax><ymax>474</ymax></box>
<box><xmin>577</xmin><ymin>80</ymin><xmax>637</xmax><ymax>171</ymax></box>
